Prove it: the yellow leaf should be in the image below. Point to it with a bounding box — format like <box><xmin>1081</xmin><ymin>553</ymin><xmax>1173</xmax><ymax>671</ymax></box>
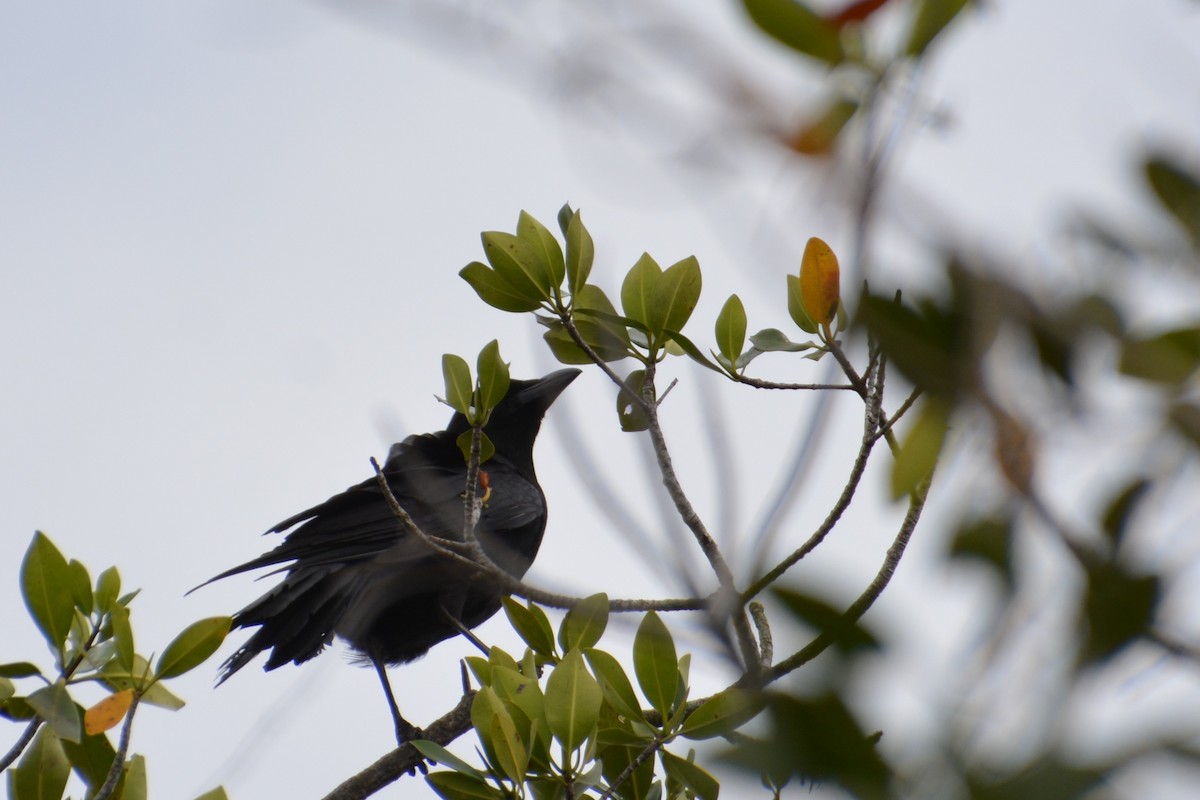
<box><xmin>800</xmin><ymin>237</ymin><xmax>841</xmax><ymax>326</ymax></box>
<box><xmin>84</xmin><ymin>688</ymin><xmax>134</xmax><ymax>735</ymax></box>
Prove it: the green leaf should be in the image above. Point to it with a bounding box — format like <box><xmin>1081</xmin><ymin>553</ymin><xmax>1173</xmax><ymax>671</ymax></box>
<box><xmin>906</xmin><ymin>0</ymin><xmax>972</xmax><ymax>56</ymax></box>
<box><xmin>517</xmin><ymin>210</ymin><xmax>566</xmax><ymax>293</ymax></box>
<box><xmin>13</xmin><ymin>726</ymin><xmax>70</xmax><ymax>800</ymax></box>
<box><xmin>859</xmin><ymin>291</ymin><xmax>967</xmax><ymax>398</ymax></box>
<box><xmin>748</xmin><ymin>328</ymin><xmax>816</xmax><ymax>353</ymax></box>
<box><xmin>661</xmin><ymin>750</ymin><xmax>720</xmax><ymax>800</ymax></box>
<box><xmin>488</xmin><ymin>707</ymin><xmax>528</xmax><ymax>783</ymax></box>
<box><xmin>156</xmin><ymin>616</ymin><xmax>232</xmax><ymax>680</ymax></box>
<box><xmin>503</xmin><ymin>597</ymin><xmax>558</xmax><ymax>658</ymax></box>
<box><xmin>597</xmin><ymin>727</ymin><xmax>658</xmax><ymax>800</ymax></box>
<box><xmin>475</xmin><ymin>339</ymin><xmax>511</xmax><ymax>415</ymax></box>
<box><xmin>773</xmin><ymin>589</ymin><xmax>880</xmax><ymax>655</ymax></box>
<box><xmin>680</xmin><ymin>688</ymin><xmax>765</xmax><ymax>740</ymax></box>
<box><xmin>67</xmin><ymin>559</ymin><xmax>93</xmax><ymax>616</ymax></box>
<box><xmin>191</xmin><ymin>789</ymin><xmax>231</xmax><ymax>800</ymax></box>
<box><xmin>470</xmin><ymin>686</ymin><xmax>513</xmax><ymax>767</ymax></box>
<box><xmin>1119</xmin><ymin>327</ymin><xmax>1200</xmax><ymax>384</ymax></box>
<box><xmin>455</xmin><ymin>430</ymin><xmax>495</xmax><ymax>466</ymax></box>
<box><xmin>61</xmin><ymin>728</ymin><xmax>118</xmax><ymax>791</ymax></box>
<box><xmin>786</xmin><ymin>274</ymin><xmax>818</xmax><ymax>334</ymax></box>
<box><xmin>122</xmin><ymin>753</ymin><xmax>148</xmax><ymax>800</ymax></box>
<box><xmin>715</xmin><ymin>295</ymin><xmax>747</xmax><ymax>368</ymax></box>
<box><xmin>947</xmin><ymin>514</ymin><xmax>1015</xmax><ymax>591</ymax></box>
<box><xmin>1080</xmin><ymin>563</ymin><xmax>1159</xmax><ymax>666</ymax></box>
<box><xmin>491</xmin><ymin>665</ymin><xmax>545</xmax><ymax>737</ymax></box>
<box><xmin>649</xmin><ymin>256</ymin><xmax>702</xmax><ymax>337</ymax></box>
<box><xmin>664</xmin><ymin>328</ymin><xmax>723</xmax><ymax>374</ymax></box>
<box><xmin>426</xmin><ymin>770</ymin><xmax>505</xmax><ymax>800</ymax></box>
<box><xmin>1101</xmin><ymin>478</ymin><xmax>1150</xmax><ymax>553</ymax></box>
<box><xmin>559</xmin><ymin>593</ymin><xmax>610</xmax><ymax>652</ymax></box>
<box><xmin>0</xmin><ymin>662</ymin><xmax>42</xmax><ymax>679</ymax></box>
<box><xmin>27</xmin><ymin>682</ymin><xmax>82</xmax><ymax>743</ymax></box>
<box><xmin>890</xmin><ymin>399</ymin><xmax>949</xmax><ymax>500</ymax></box>
<box><xmin>0</xmin><ymin>678</ymin><xmax>12</xmax><ymax>702</ymax></box>
<box><xmin>544</xmin><ymin>649</ymin><xmax>603</xmax><ymax>752</ymax></box>
<box><xmin>460</xmin><ymin>261</ymin><xmax>544</xmax><ymax>313</ymax></box>
<box><xmin>740</xmin><ymin>0</ymin><xmax>844</xmax><ymax>64</ymax></box>
<box><xmin>101</xmin><ymin>656</ymin><xmax>184</xmax><ymax>710</ymax></box>
<box><xmin>565</xmin><ymin>209</ymin><xmax>595</xmax><ymax>292</ymax></box>
<box><xmin>633</xmin><ymin>611</ymin><xmax>678</xmax><ymax>718</ymax></box>
<box><xmin>1169</xmin><ymin>400</ymin><xmax>1200</xmax><ymax>448</ymax></box>
<box><xmin>109</xmin><ymin>601</ymin><xmax>134</xmax><ymax>671</ymax></box>
<box><xmin>616</xmin><ymin>370</ymin><xmax>650</xmax><ymax>433</ymax></box>
<box><xmin>411</xmin><ymin>740</ymin><xmax>486</xmax><ymax>778</ymax></box>
<box><xmin>482</xmin><ymin>231</ymin><xmax>553</xmax><ymax>302</ymax></box>
<box><xmin>621</xmin><ymin>253</ymin><xmax>663</xmax><ymax>339</ymax></box>
<box><xmin>585</xmin><ymin>649</ymin><xmax>647</xmax><ymax>725</ymax></box>
<box><xmin>94</xmin><ymin>567</ymin><xmax>120</xmax><ymax>614</ymax></box>
<box><xmin>1145</xmin><ymin>153</ymin><xmax>1200</xmax><ymax>248</ymax></box>
<box><xmin>21</xmin><ymin>532</ymin><xmax>75</xmax><ymax>658</ymax></box>
<box><xmin>442</xmin><ymin>354</ymin><xmax>474</xmax><ymax>416</ymax></box>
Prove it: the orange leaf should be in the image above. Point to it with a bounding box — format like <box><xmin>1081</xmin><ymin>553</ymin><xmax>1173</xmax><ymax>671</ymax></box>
<box><xmin>800</xmin><ymin>237</ymin><xmax>841</xmax><ymax>326</ymax></box>
<box><xmin>84</xmin><ymin>688</ymin><xmax>134</xmax><ymax>735</ymax></box>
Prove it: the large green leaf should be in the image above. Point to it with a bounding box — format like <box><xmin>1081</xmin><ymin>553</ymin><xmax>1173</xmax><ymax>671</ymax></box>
<box><xmin>621</xmin><ymin>254</ymin><xmax>663</xmax><ymax>338</ymax></box>
<box><xmin>564</xmin><ymin>208</ymin><xmax>595</xmax><ymax>292</ymax></box>
<box><xmin>61</xmin><ymin>728</ymin><xmax>118</xmax><ymax>792</ymax></box>
<box><xmin>559</xmin><ymin>593</ymin><xmax>610</xmax><ymax>652</ymax></box>
<box><xmin>544</xmin><ymin>650</ymin><xmax>602</xmax><ymax>752</ymax></box>
<box><xmin>460</xmin><ymin>261</ymin><xmax>544</xmax><ymax>313</ymax></box>
<box><xmin>633</xmin><ymin>612</ymin><xmax>678</xmax><ymax>718</ymax></box>
<box><xmin>475</xmin><ymin>339</ymin><xmax>511</xmax><ymax>415</ymax></box>
<box><xmin>714</xmin><ymin>294</ymin><xmax>747</xmax><ymax>367</ymax></box>
<box><xmin>680</xmin><ymin>688</ymin><xmax>765</xmax><ymax>740</ymax></box>
<box><xmin>517</xmin><ymin>210</ymin><xmax>566</xmax><ymax>292</ymax></box>
<box><xmin>482</xmin><ymin>231</ymin><xmax>553</xmax><ymax>302</ymax></box>
<box><xmin>12</xmin><ymin>726</ymin><xmax>70</xmax><ymax>800</ymax></box>
<box><xmin>442</xmin><ymin>354</ymin><xmax>474</xmax><ymax>416</ymax></box>
<box><xmin>740</xmin><ymin>0</ymin><xmax>843</xmax><ymax>64</ymax></box>
<box><xmin>585</xmin><ymin>649</ymin><xmax>647</xmax><ymax>725</ymax></box>
<box><xmin>648</xmin><ymin>256</ymin><xmax>702</xmax><ymax>337</ymax></box>
<box><xmin>661</xmin><ymin>750</ymin><xmax>720</xmax><ymax>800</ymax></box>
<box><xmin>502</xmin><ymin>597</ymin><xmax>557</xmax><ymax>658</ymax></box>
<box><xmin>21</xmin><ymin>532</ymin><xmax>75</xmax><ymax>657</ymax></box>
<box><xmin>155</xmin><ymin>617</ymin><xmax>231</xmax><ymax>680</ymax></box>
<box><xmin>27</xmin><ymin>682</ymin><xmax>82</xmax><ymax>743</ymax></box>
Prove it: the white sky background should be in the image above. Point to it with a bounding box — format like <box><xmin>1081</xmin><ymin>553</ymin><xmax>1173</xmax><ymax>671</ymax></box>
<box><xmin>3</xmin><ymin>1</ymin><xmax>1200</xmax><ymax>798</ymax></box>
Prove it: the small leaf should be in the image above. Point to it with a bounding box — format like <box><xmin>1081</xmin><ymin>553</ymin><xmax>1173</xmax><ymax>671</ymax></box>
<box><xmin>786</xmin><ymin>274</ymin><xmax>818</xmax><ymax>334</ymax></box>
<box><xmin>426</xmin><ymin>770</ymin><xmax>505</xmax><ymax>800</ymax></box>
<box><xmin>94</xmin><ymin>567</ymin><xmax>120</xmax><ymax>614</ymax></box>
<box><xmin>67</xmin><ymin>559</ymin><xmax>93</xmax><ymax>616</ymax></box>
<box><xmin>946</xmin><ymin>514</ymin><xmax>1014</xmax><ymax>591</ymax></box>
<box><xmin>633</xmin><ymin>611</ymin><xmax>678</xmax><ymax>718</ymax></box>
<box><xmin>741</xmin><ymin>0</ymin><xmax>844</xmax><ymax>64</ymax></box>
<box><xmin>460</xmin><ymin>261</ymin><xmax>543</xmax><ymax>313</ymax></box>
<box><xmin>102</xmin><ymin>656</ymin><xmax>184</xmax><ymax>710</ymax></box>
<box><xmin>109</xmin><ymin>601</ymin><xmax>134</xmax><ymax>671</ymax></box>
<box><xmin>585</xmin><ymin>649</ymin><xmax>647</xmax><ymax>725</ymax></box>
<box><xmin>0</xmin><ymin>662</ymin><xmax>42</xmax><ymax>679</ymax></box>
<box><xmin>13</xmin><ymin>726</ymin><xmax>70</xmax><ymax>800</ymax></box>
<box><xmin>665</xmin><ymin>329</ymin><xmax>724</xmax><ymax>374</ymax></box>
<box><xmin>660</xmin><ymin>750</ymin><xmax>720</xmax><ymax>800</ymax></box>
<box><xmin>799</xmin><ymin>237</ymin><xmax>841</xmax><ymax>327</ymax></box>
<box><xmin>565</xmin><ymin>209</ymin><xmax>595</xmax><ymax>292</ymax></box>
<box><xmin>544</xmin><ymin>650</ymin><xmax>603</xmax><ymax>752</ymax></box>
<box><xmin>442</xmin><ymin>354</ymin><xmax>474</xmax><ymax>416</ymax></box>
<box><xmin>749</xmin><ymin>328</ymin><xmax>816</xmax><ymax>353</ymax></box>
<box><xmin>27</xmin><ymin>682</ymin><xmax>82</xmax><ymax>743</ymax></box>
<box><xmin>906</xmin><ymin>0</ymin><xmax>972</xmax><ymax>56</ymax></box>
<box><xmin>192</xmin><ymin>789</ymin><xmax>231</xmax><ymax>800</ymax></box>
<box><xmin>559</xmin><ymin>593</ymin><xmax>610</xmax><ymax>652</ymax></box>
<box><xmin>649</xmin><ymin>256</ymin><xmax>702</xmax><ymax>337</ymax></box>
<box><xmin>517</xmin><ymin>210</ymin><xmax>566</xmax><ymax>292</ymax></box>
<box><xmin>21</xmin><ymin>532</ymin><xmax>75</xmax><ymax>657</ymax></box>
<box><xmin>122</xmin><ymin>754</ymin><xmax>149</xmax><ymax>800</ymax></box>
<box><xmin>680</xmin><ymin>688</ymin><xmax>765</xmax><ymax>740</ymax></box>
<box><xmin>411</xmin><ymin>740</ymin><xmax>486</xmax><ymax>778</ymax></box>
<box><xmin>621</xmin><ymin>253</ymin><xmax>663</xmax><ymax>339</ymax></box>
<box><xmin>715</xmin><ymin>295</ymin><xmax>747</xmax><ymax>368</ymax></box>
<box><xmin>788</xmin><ymin>97</ymin><xmax>859</xmax><ymax>156</ymax></box>
<box><xmin>156</xmin><ymin>616</ymin><xmax>232</xmax><ymax>680</ymax></box>
<box><xmin>482</xmin><ymin>231</ymin><xmax>552</xmax><ymax>302</ymax></box>
<box><xmin>616</xmin><ymin>370</ymin><xmax>650</xmax><ymax>432</ymax></box>
<box><xmin>84</xmin><ymin>689</ymin><xmax>134</xmax><ymax>735</ymax></box>
<box><xmin>455</xmin><ymin>430</ymin><xmax>495</xmax><ymax>466</ymax></box>
<box><xmin>503</xmin><ymin>598</ymin><xmax>557</xmax><ymax>658</ymax></box>
<box><xmin>0</xmin><ymin>678</ymin><xmax>13</xmax><ymax>702</ymax></box>
<box><xmin>890</xmin><ymin>399</ymin><xmax>949</xmax><ymax>499</ymax></box>
<box><xmin>773</xmin><ymin>589</ymin><xmax>880</xmax><ymax>655</ymax></box>
<box><xmin>475</xmin><ymin>340</ymin><xmax>511</xmax><ymax>415</ymax></box>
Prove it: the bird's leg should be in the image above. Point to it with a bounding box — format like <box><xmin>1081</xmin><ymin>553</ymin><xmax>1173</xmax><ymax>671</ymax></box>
<box><xmin>370</xmin><ymin>655</ymin><xmax>422</xmax><ymax>746</ymax></box>
<box><xmin>440</xmin><ymin>605</ymin><xmax>490</xmax><ymax>655</ymax></box>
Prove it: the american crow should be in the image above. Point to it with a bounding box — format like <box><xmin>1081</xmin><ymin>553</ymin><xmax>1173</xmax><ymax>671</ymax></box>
<box><xmin>206</xmin><ymin>368</ymin><xmax>579</xmax><ymax>739</ymax></box>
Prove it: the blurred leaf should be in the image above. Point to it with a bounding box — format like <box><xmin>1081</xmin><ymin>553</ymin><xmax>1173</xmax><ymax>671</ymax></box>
<box><xmin>1080</xmin><ymin>563</ymin><xmax>1159</xmax><ymax>666</ymax></box>
<box><xmin>649</xmin><ymin>256</ymin><xmax>702</xmax><ymax>337</ymax></box>
<box><xmin>155</xmin><ymin>617</ymin><xmax>231</xmax><ymax>680</ymax></box>
<box><xmin>545</xmin><ymin>650</ymin><xmax>602</xmax><ymax>753</ymax></box>
<box><xmin>411</xmin><ymin>740</ymin><xmax>486</xmax><ymax>778</ymax></box>
<box><xmin>680</xmin><ymin>688</ymin><xmax>765</xmax><ymax>740</ymax></box>
<box><xmin>0</xmin><ymin>678</ymin><xmax>12</xmax><ymax>702</ymax></box>
<box><xmin>788</xmin><ymin>97</ymin><xmax>859</xmax><ymax>155</ymax></box>
<box><xmin>634</xmin><ymin>612</ymin><xmax>678</xmax><ymax>718</ymax></box>
<box><xmin>0</xmin><ymin>662</ymin><xmax>41</xmax><ymax>678</ymax></box>
<box><xmin>503</xmin><ymin>598</ymin><xmax>557</xmax><ymax>658</ymax></box>
<box><xmin>715</xmin><ymin>294</ymin><xmax>748</xmax><ymax>368</ymax></box>
<box><xmin>482</xmin><ymin>231</ymin><xmax>552</xmax><ymax>302</ymax></box>
<box><xmin>1169</xmin><ymin>401</ymin><xmax>1200</xmax><ymax>447</ymax></box>
<box><xmin>427</xmin><ymin>770</ymin><xmax>505</xmax><ymax>800</ymax></box>
<box><xmin>825</xmin><ymin>0</ymin><xmax>893</xmax><ymax>27</ymax></box>
<box><xmin>564</xmin><ymin>208</ymin><xmax>595</xmax><ymax>293</ymax></box>
<box><xmin>906</xmin><ymin>0</ymin><xmax>971</xmax><ymax>56</ymax></box>
<box><xmin>1119</xmin><ymin>327</ymin><xmax>1200</xmax><ymax>384</ymax></box>
<box><xmin>517</xmin><ymin>210</ymin><xmax>566</xmax><ymax>292</ymax></box>
<box><xmin>83</xmin><ymin>689</ymin><xmax>133</xmax><ymax>736</ymax></box>
<box><xmin>947</xmin><ymin>514</ymin><xmax>1014</xmax><ymax>591</ymax></box>
<box><xmin>1101</xmin><ymin>478</ymin><xmax>1150</xmax><ymax>553</ymax></box>
<box><xmin>859</xmin><ymin>293</ymin><xmax>966</xmax><ymax>398</ymax></box>
<box><xmin>475</xmin><ymin>340</ymin><xmax>511</xmax><ymax>414</ymax></box>
<box><xmin>12</xmin><ymin>726</ymin><xmax>70</xmax><ymax>800</ymax></box>
<box><xmin>617</xmin><ymin>370</ymin><xmax>651</xmax><ymax>432</ymax></box>
<box><xmin>61</xmin><ymin>728</ymin><xmax>118</xmax><ymax>791</ymax></box>
<box><xmin>741</xmin><ymin>0</ymin><xmax>844</xmax><ymax>64</ymax></box>
<box><xmin>773</xmin><ymin>589</ymin><xmax>880</xmax><ymax>655</ymax></box>
<box><xmin>661</xmin><ymin>750</ymin><xmax>720</xmax><ymax>800</ymax></box>
<box><xmin>622</xmin><ymin>253</ymin><xmax>663</xmax><ymax>339</ymax></box>
<box><xmin>965</xmin><ymin>754</ymin><xmax>1107</xmax><ymax>800</ymax></box>
<box><xmin>1145</xmin><ymin>154</ymin><xmax>1200</xmax><ymax>248</ymax></box>
<box><xmin>192</xmin><ymin>790</ymin><xmax>231</xmax><ymax>800</ymax></box>
<box><xmin>799</xmin><ymin>237</ymin><xmax>841</xmax><ymax>326</ymax></box>
<box><xmin>460</xmin><ymin>261</ymin><xmax>544</xmax><ymax>313</ymax></box>
<box><xmin>27</xmin><ymin>682</ymin><xmax>82</xmax><ymax>743</ymax></box>
<box><xmin>21</xmin><ymin>532</ymin><xmax>75</xmax><ymax>657</ymax></box>
<box><xmin>559</xmin><ymin>593</ymin><xmax>610</xmax><ymax>652</ymax></box>
<box><xmin>585</xmin><ymin>649</ymin><xmax>647</xmax><ymax>725</ymax></box>
<box><xmin>890</xmin><ymin>399</ymin><xmax>949</xmax><ymax>499</ymax></box>
<box><xmin>94</xmin><ymin>567</ymin><xmax>120</xmax><ymax>615</ymax></box>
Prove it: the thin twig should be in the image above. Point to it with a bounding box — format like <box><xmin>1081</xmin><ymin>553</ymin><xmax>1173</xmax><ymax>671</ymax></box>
<box><xmin>749</xmin><ymin>602</ymin><xmax>773</xmax><ymax>668</ymax></box>
<box><xmin>94</xmin><ymin>691</ymin><xmax>141</xmax><ymax>800</ymax></box>
<box><xmin>595</xmin><ymin>736</ymin><xmax>664</xmax><ymax>800</ymax></box>
<box><xmin>732</xmin><ymin>374</ymin><xmax>858</xmax><ymax>392</ymax></box>
<box><xmin>0</xmin><ymin>720</ymin><xmax>41</xmax><ymax>772</ymax></box>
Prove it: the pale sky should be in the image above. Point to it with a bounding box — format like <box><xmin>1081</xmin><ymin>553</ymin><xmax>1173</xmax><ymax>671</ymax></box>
<box><xmin>3</xmin><ymin>1</ymin><xmax>1199</xmax><ymax>797</ymax></box>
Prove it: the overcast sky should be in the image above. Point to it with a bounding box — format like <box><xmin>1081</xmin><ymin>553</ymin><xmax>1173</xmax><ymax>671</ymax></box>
<box><xmin>3</xmin><ymin>1</ymin><xmax>1199</xmax><ymax>797</ymax></box>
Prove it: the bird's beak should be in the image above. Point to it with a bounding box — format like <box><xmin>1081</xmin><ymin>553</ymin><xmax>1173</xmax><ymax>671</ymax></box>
<box><xmin>519</xmin><ymin>368</ymin><xmax>581</xmax><ymax>410</ymax></box>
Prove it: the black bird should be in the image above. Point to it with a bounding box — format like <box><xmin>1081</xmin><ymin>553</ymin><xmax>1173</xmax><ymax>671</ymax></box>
<box><xmin>205</xmin><ymin>368</ymin><xmax>579</xmax><ymax>739</ymax></box>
